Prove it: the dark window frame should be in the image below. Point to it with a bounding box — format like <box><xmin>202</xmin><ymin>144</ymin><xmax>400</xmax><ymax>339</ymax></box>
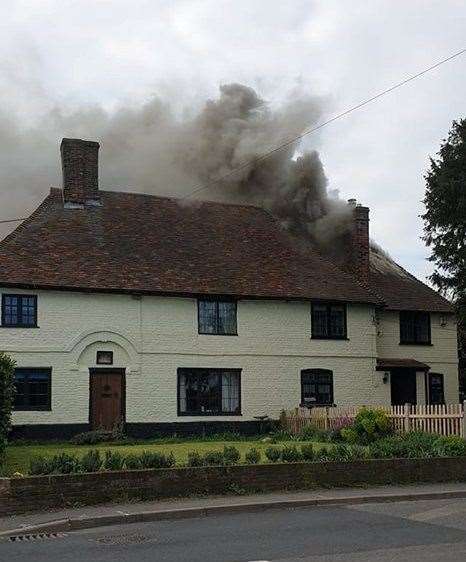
<box><xmin>399</xmin><ymin>311</ymin><xmax>431</xmax><ymax>345</ymax></box>
<box><xmin>301</xmin><ymin>369</ymin><xmax>334</xmax><ymax>406</ymax></box>
<box><xmin>197</xmin><ymin>297</ymin><xmax>238</xmax><ymax>336</ymax></box>
<box><xmin>96</xmin><ymin>351</ymin><xmax>114</xmax><ymax>365</ymax></box>
<box><xmin>1</xmin><ymin>294</ymin><xmax>38</xmax><ymax>328</ymax></box>
<box><xmin>177</xmin><ymin>368</ymin><xmax>242</xmax><ymax>416</ymax></box>
<box><xmin>13</xmin><ymin>367</ymin><xmax>52</xmax><ymax>411</ymax></box>
<box><xmin>311</xmin><ymin>302</ymin><xmax>348</xmax><ymax>340</ymax></box>
<box><xmin>427</xmin><ymin>372</ymin><xmax>445</xmax><ymax>405</ymax></box>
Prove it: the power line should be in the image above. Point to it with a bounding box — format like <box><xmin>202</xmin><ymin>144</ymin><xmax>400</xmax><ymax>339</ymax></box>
<box><xmin>181</xmin><ymin>47</ymin><xmax>466</xmax><ymax>200</ymax></box>
<box><xmin>1</xmin><ymin>47</ymin><xmax>465</xmax><ymax>223</ymax></box>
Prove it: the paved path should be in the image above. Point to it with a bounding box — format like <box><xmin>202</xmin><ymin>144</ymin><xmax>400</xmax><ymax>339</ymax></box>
<box><xmin>2</xmin><ymin>496</ymin><xmax>466</xmax><ymax>561</ymax></box>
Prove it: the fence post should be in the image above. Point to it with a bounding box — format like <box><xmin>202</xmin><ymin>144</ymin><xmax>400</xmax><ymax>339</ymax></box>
<box><xmin>463</xmin><ymin>401</ymin><xmax>466</xmax><ymax>439</ymax></box>
<box><xmin>404</xmin><ymin>403</ymin><xmax>411</xmax><ymax>433</ymax></box>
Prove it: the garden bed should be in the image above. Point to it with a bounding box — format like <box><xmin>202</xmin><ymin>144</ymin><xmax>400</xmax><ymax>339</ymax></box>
<box><xmin>1</xmin><ymin>456</ymin><xmax>466</xmax><ymax>516</ymax></box>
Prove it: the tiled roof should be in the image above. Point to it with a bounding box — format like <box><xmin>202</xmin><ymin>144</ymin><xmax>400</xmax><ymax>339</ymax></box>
<box><xmin>0</xmin><ymin>188</ymin><xmax>379</xmax><ymax>303</ymax></box>
<box><xmin>376</xmin><ymin>358</ymin><xmax>430</xmax><ymax>371</ymax></box>
<box><xmin>369</xmin><ymin>250</ymin><xmax>453</xmax><ymax>312</ymax></box>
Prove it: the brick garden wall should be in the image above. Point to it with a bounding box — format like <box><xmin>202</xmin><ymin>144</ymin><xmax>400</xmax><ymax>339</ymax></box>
<box><xmin>1</xmin><ymin>457</ymin><xmax>466</xmax><ymax>516</ymax></box>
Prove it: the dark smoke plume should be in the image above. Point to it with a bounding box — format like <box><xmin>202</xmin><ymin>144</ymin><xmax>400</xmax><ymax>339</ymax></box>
<box><xmin>0</xmin><ymin>83</ymin><xmax>352</xmax><ymax>246</ymax></box>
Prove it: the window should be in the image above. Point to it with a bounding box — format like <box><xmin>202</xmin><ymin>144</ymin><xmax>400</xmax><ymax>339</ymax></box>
<box><xmin>400</xmin><ymin>311</ymin><xmax>431</xmax><ymax>344</ymax></box>
<box><xmin>301</xmin><ymin>369</ymin><xmax>334</xmax><ymax>406</ymax></box>
<box><xmin>311</xmin><ymin>303</ymin><xmax>347</xmax><ymax>339</ymax></box>
<box><xmin>13</xmin><ymin>368</ymin><xmax>51</xmax><ymax>411</ymax></box>
<box><xmin>178</xmin><ymin>368</ymin><xmax>241</xmax><ymax>416</ymax></box>
<box><xmin>96</xmin><ymin>351</ymin><xmax>113</xmax><ymax>365</ymax></box>
<box><xmin>428</xmin><ymin>373</ymin><xmax>444</xmax><ymax>405</ymax></box>
<box><xmin>1</xmin><ymin>294</ymin><xmax>37</xmax><ymax>327</ymax></box>
<box><xmin>198</xmin><ymin>299</ymin><xmax>237</xmax><ymax>335</ymax></box>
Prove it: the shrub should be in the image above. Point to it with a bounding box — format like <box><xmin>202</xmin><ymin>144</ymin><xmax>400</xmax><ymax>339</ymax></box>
<box><xmin>435</xmin><ymin>435</ymin><xmax>466</xmax><ymax>457</ymax></box>
<box><xmin>79</xmin><ymin>450</ymin><xmax>102</xmax><ymax>472</ymax></box>
<box><xmin>265</xmin><ymin>446</ymin><xmax>281</xmax><ymax>463</ymax></box>
<box><xmin>270</xmin><ymin>429</ymin><xmax>294</xmax><ymax>443</ymax></box>
<box><xmin>368</xmin><ymin>432</ymin><xmax>438</xmax><ymax>459</ymax></box>
<box><xmin>329</xmin><ymin>416</ymin><xmax>354</xmax><ymax>442</ymax></box>
<box><xmin>223</xmin><ymin>446</ymin><xmax>241</xmax><ymax>465</ymax></box>
<box><xmin>245</xmin><ymin>448</ymin><xmax>261</xmax><ymax>464</ymax></box>
<box><xmin>298</xmin><ymin>424</ymin><xmax>321</xmax><ymax>441</ymax></box>
<box><xmin>314</xmin><ymin>446</ymin><xmax>331</xmax><ymax>462</ymax></box>
<box><xmin>29</xmin><ymin>455</ymin><xmax>53</xmax><ymax>475</ymax></box>
<box><xmin>138</xmin><ymin>450</ymin><xmax>176</xmax><ymax>469</ymax></box>
<box><xmin>202</xmin><ymin>451</ymin><xmax>225</xmax><ymax>466</ymax></box>
<box><xmin>281</xmin><ymin>445</ymin><xmax>303</xmax><ymax>463</ymax></box>
<box><xmin>300</xmin><ymin>443</ymin><xmax>314</xmax><ymax>461</ymax></box>
<box><xmin>0</xmin><ymin>353</ymin><xmax>15</xmax><ymax>465</ymax></box>
<box><xmin>342</xmin><ymin>408</ymin><xmax>392</xmax><ymax>445</ymax></box>
<box><xmin>186</xmin><ymin>451</ymin><xmax>204</xmax><ymax>467</ymax></box>
<box><xmin>103</xmin><ymin>450</ymin><xmax>125</xmax><ymax>471</ymax></box>
<box><xmin>124</xmin><ymin>453</ymin><xmax>142</xmax><ymax>470</ymax></box>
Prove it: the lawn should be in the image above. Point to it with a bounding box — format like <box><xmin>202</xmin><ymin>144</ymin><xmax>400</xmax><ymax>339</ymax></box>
<box><xmin>3</xmin><ymin>438</ymin><xmax>331</xmax><ymax>476</ymax></box>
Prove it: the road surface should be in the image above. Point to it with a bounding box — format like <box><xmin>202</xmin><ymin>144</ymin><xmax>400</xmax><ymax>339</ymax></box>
<box><xmin>2</xmin><ymin>498</ymin><xmax>466</xmax><ymax>561</ymax></box>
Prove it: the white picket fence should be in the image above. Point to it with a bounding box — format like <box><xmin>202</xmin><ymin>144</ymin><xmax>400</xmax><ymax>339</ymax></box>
<box><xmin>283</xmin><ymin>403</ymin><xmax>466</xmax><ymax>438</ymax></box>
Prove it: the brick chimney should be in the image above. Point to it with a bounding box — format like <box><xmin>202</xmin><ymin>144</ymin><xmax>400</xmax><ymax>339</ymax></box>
<box><xmin>348</xmin><ymin>200</ymin><xmax>370</xmax><ymax>284</ymax></box>
<box><xmin>61</xmin><ymin>138</ymin><xmax>100</xmax><ymax>207</ymax></box>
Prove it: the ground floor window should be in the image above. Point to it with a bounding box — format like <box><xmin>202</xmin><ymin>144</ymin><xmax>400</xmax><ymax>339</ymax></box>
<box><xmin>177</xmin><ymin>368</ymin><xmax>241</xmax><ymax>415</ymax></box>
<box><xmin>428</xmin><ymin>373</ymin><xmax>445</xmax><ymax>405</ymax></box>
<box><xmin>13</xmin><ymin>368</ymin><xmax>51</xmax><ymax>411</ymax></box>
<box><xmin>301</xmin><ymin>369</ymin><xmax>334</xmax><ymax>406</ymax></box>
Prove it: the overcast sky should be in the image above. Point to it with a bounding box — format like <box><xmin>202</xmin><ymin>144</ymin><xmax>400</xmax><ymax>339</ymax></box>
<box><xmin>0</xmin><ymin>0</ymin><xmax>465</xmax><ymax>281</ymax></box>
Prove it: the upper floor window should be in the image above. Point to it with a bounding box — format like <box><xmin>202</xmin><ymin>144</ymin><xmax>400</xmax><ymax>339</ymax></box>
<box><xmin>311</xmin><ymin>302</ymin><xmax>347</xmax><ymax>339</ymax></box>
<box><xmin>13</xmin><ymin>368</ymin><xmax>51</xmax><ymax>411</ymax></box>
<box><xmin>301</xmin><ymin>369</ymin><xmax>334</xmax><ymax>406</ymax></box>
<box><xmin>178</xmin><ymin>368</ymin><xmax>241</xmax><ymax>416</ymax></box>
<box><xmin>198</xmin><ymin>298</ymin><xmax>237</xmax><ymax>335</ymax></box>
<box><xmin>1</xmin><ymin>294</ymin><xmax>37</xmax><ymax>327</ymax></box>
<box><xmin>399</xmin><ymin>311</ymin><xmax>431</xmax><ymax>345</ymax></box>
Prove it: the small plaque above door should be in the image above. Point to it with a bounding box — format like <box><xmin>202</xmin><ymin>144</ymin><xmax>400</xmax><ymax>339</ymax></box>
<box><xmin>97</xmin><ymin>351</ymin><xmax>113</xmax><ymax>365</ymax></box>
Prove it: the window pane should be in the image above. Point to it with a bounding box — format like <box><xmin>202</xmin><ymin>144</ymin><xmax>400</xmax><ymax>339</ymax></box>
<box><xmin>13</xmin><ymin>368</ymin><xmax>50</xmax><ymax>410</ymax></box>
<box><xmin>218</xmin><ymin>302</ymin><xmax>237</xmax><ymax>334</ymax></box>
<box><xmin>301</xmin><ymin>369</ymin><xmax>333</xmax><ymax>405</ymax></box>
<box><xmin>312</xmin><ymin>304</ymin><xmax>328</xmax><ymax>337</ymax></box>
<box><xmin>221</xmin><ymin>372</ymin><xmax>240</xmax><ymax>413</ymax></box>
<box><xmin>198</xmin><ymin>300</ymin><xmax>217</xmax><ymax>334</ymax></box>
<box><xmin>400</xmin><ymin>312</ymin><xmax>414</xmax><ymax>342</ymax></box>
<box><xmin>429</xmin><ymin>373</ymin><xmax>444</xmax><ymax>405</ymax></box>
<box><xmin>415</xmin><ymin>313</ymin><xmax>430</xmax><ymax>343</ymax></box>
<box><xmin>3</xmin><ymin>296</ymin><xmax>19</xmax><ymax>325</ymax></box>
<box><xmin>329</xmin><ymin>305</ymin><xmax>345</xmax><ymax>337</ymax></box>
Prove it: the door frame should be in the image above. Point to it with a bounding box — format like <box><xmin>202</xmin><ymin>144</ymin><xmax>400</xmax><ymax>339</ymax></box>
<box><xmin>88</xmin><ymin>368</ymin><xmax>126</xmax><ymax>430</ymax></box>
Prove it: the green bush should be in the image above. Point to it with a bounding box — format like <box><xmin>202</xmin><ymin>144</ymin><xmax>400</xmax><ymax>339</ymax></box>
<box><xmin>281</xmin><ymin>445</ymin><xmax>302</xmax><ymax>463</ymax></box>
<box><xmin>435</xmin><ymin>435</ymin><xmax>466</xmax><ymax>457</ymax></box>
<box><xmin>269</xmin><ymin>429</ymin><xmax>294</xmax><ymax>443</ymax></box>
<box><xmin>244</xmin><ymin>448</ymin><xmax>261</xmax><ymax>464</ymax></box>
<box><xmin>124</xmin><ymin>453</ymin><xmax>142</xmax><ymax>470</ymax></box>
<box><xmin>342</xmin><ymin>408</ymin><xmax>392</xmax><ymax>445</ymax></box>
<box><xmin>70</xmin><ymin>430</ymin><xmax>113</xmax><ymax>445</ymax></box>
<box><xmin>368</xmin><ymin>432</ymin><xmax>439</xmax><ymax>459</ymax></box>
<box><xmin>29</xmin><ymin>455</ymin><xmax>53</xmax><ymax>475</ymax></box>
<box><xmin>314</xmin><ymin>446</ymin><xmax>331</xmax><ymax>462</ymax></box>
<box><xmin>265</xmin><ymin>446</ymin><xmax>281</xmax><ymax>463</ymax></box>
<box><xmin>0</xmin><ymin>353</ymin><xmax>15</xmax><ymax>465</ymax></box>
<box><xmin>80</xmin><ymin>450</ymin><xmax>102</xmax><ymax>472</ymax></box>
<box><xmin>300</xmin><ymin>443</ymin><xmax>314</xmax><ymax>461</ymax></box>
<box><xmin>223</xmin><ymin>446</ymin><xmax>241</xmax><ymax>465</ymax></box>
<box><xmin>202</xmin><ymin>451</ymin><xmax>225</xmax><ymax>466</ymax></box>
<box><xmin>104</xmin><ymin>450</ymin><xmax>125</xmax><ymax>471</ymax></box>
<box><xmin>138</xmin><ymin>450</ymin><xmax>175</xmax><ymax>469</ymax></box>
<box><xmin>186</xmin><ymin>451</ymin><xmax>204</xmax><ymax>467</ymax></box>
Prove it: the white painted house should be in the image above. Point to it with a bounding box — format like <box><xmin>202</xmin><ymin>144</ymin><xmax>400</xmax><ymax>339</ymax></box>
<box><xmin>0</xmin><ymin>139</ymin><xmax>458</xmax><ymax>439</ymax></box>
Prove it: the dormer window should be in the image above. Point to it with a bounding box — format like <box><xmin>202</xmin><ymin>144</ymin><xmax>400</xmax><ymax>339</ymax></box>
<box><xmin>1</xmin><ymin>294</ymin><xmax>37</xmax><ymax>327</ymax></box>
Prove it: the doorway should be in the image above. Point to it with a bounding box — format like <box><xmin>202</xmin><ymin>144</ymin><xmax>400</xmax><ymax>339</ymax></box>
<box><xmin>390</xmin><ymin>368</ymin><xmax>417</xmax><ymax>405</ymax></box>
<box><xmin>89</xmin><ymin>369</ymin><xmax>125</xmax><ymax>430</ymax></box>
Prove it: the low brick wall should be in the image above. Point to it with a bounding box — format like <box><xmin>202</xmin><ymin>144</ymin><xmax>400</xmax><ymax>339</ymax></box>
<box><xmin>1</xmin><ymin>457</ymin><xmax>465</xmax><ymax>516</ymax></box>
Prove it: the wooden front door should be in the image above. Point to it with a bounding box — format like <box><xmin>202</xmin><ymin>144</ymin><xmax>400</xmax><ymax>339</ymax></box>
<box><xmin>89</xmin><ymin>370</ymin><xmax>125</xmax><ymax>431</ymax></box>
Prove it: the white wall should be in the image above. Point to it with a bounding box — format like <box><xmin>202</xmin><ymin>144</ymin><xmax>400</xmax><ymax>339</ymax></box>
<box><xmin>0</xmin><ymin>288</ymin><xmax>389</xmax><ymax>426</ymax></box>
<box><xmin>376</xmin><ymin>311</ymin><xmax>459</xmax><ymax>403</ymax></box>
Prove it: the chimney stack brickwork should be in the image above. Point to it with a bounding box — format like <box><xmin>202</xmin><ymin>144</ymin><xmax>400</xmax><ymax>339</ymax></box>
<box><xmin>61</xmin><ymin>138</ymin><xmax>100</xmax><ymax>206</ymax></box>
<box><xmin>351</xmin><ymin>205</ymin><xmax>370</xmax><ymax>284</ymax></box>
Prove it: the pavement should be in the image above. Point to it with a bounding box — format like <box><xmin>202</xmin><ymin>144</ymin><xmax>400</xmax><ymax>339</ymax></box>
<box><xmin>1</xmin><ymin>482</ymin><xmax>466</xmax><ymax>537</ymax></box>
<box><xmin>2</xmin><ymin>494</ymin><xmax>466</xmax><ymax>561</ymax></box>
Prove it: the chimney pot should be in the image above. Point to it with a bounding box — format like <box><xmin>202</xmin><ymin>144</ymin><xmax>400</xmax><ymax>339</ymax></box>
<box><xmin>61</xmin><ymin>138</ymin><xmax>100</xmax><ymax>207</ymax></box>
<box><xmin>347</xmin><ymin>198</ymin><xmax>357</xmax><ymax>206</ymax></box>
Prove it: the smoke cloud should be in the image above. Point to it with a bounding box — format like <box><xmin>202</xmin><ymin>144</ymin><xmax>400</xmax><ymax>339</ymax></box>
<box><xmin>0</xmin><ymin>83</ymin><xmax>352</xmax><ymax>246</ymax></box>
